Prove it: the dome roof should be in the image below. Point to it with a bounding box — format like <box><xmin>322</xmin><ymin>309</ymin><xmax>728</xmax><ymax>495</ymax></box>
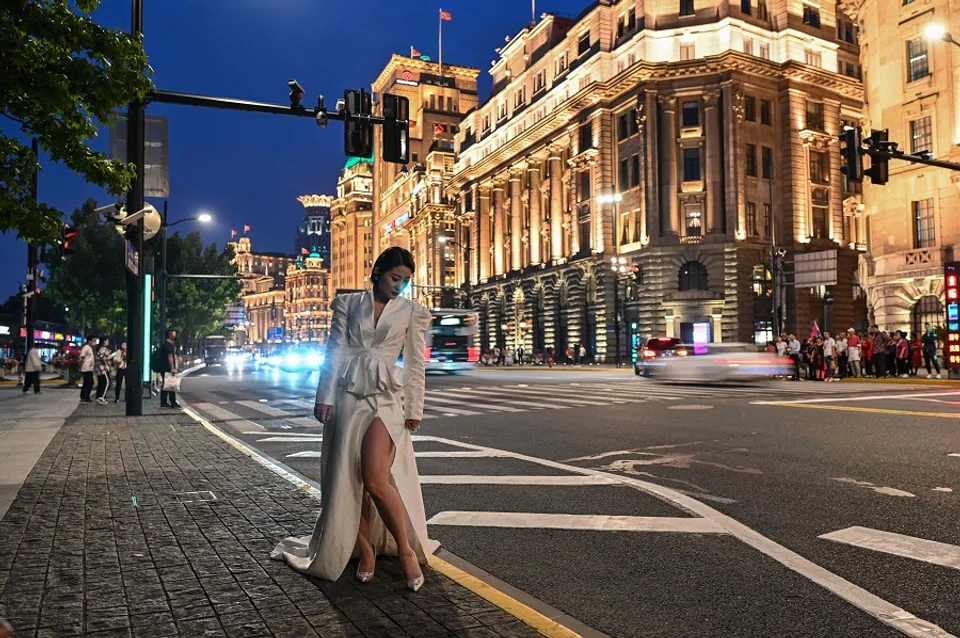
<box><xmin>344</xmin><ymin>151</ymin><xmax>374</xmax><ymax>170</ymax></box>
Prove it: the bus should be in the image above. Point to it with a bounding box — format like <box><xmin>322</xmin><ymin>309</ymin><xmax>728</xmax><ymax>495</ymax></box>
<box><xmin>424</xmin><ymin>309</ymin><xmax>480</xmax><ymax>373</ymax></box>
<box><xmin>203</xmin><ymin>335</ymin><xmax>227</xmax><ymax>366</ymax></box>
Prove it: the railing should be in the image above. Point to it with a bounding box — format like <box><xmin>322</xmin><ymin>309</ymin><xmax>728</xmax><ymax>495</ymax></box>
<box><xmin>904</xmin><ymin>248</ymin><xmax>936</xmax><ymax>266</ymax></box>
<box><xmin>680</xmin><ymin>235</ymin><xmax>703</xmax><ymax>245</ymax></box>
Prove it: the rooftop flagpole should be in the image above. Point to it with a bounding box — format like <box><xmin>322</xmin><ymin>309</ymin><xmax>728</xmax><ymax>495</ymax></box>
<box><xmin>438</xmin><ymin>8</ymin><xmax>443</xmax><ymax>78</ymax></box>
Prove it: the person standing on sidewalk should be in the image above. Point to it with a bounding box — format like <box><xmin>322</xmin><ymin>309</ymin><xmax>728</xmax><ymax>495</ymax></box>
<box><xmin>871</xmin><ymin>327</ymin><xmax>888</xmax><ymax>378</ymax></box>
<box><xmin>159</xmin><ymin>330</ymin><xmax>181</xmax><ymax>409</ymax></box>
<box><xmin>112</xmin><ymin>341</ymin><xmax>127</xmax><ymax>402</ymax></box>
<box><xmin>921</xmin><ymin>323</ymin><xmax>942</xmax><ymax>379</ymax></box>
<box><xmin>95</xmin><ymin>337</ymin><xmax>113</xmax><ymax>405</ymax></box>
<box><xmin>823</xmin><ymin>332</ymin><xmax>836</xmax><ymax>381</ymax></box>
<box><xmin>79</xmin><ymin>335</ymin><xmax>96</xmax><ymax>403</ymax></box>
<box><xmin>22</xmin><ymin>345</ymin><xmax>42</xmax><ymax>394</ymax></box>
<box><xmin>836</xmin><ymin>332</ymin><xmax>848</xmax><ymax>379</ymax></box>
<box><xmin>847</xmin><ymin>329</ymin><xmax>862</xmax><ymax>378</ymax></box>
<box><xmin>273</xmin><ymin>247</ymin><xmax>434</xmax><ymax>591</ymax></box>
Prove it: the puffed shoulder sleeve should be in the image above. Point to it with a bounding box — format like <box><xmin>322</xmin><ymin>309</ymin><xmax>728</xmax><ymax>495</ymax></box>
<box><xmin>315</xmin><ymin>295</ymin><xmax>349</xmax><ymax>406</ymax></box>
<box><xmin>402</xmin><ymin>303</ymin><xmax>431</xmax><ymax>421</ymax></box>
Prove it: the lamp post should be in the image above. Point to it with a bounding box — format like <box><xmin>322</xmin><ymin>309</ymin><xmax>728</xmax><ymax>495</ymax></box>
<box><xmin>597</xmin><ymin>193</ymin><xmax>624</xmax><ymax>246</ymax></box>
<box><xmin>437</xmin><ymin>235</ymin><xmax>470</xmax><ymax>307</ymax></box>
<box><xmin>924</xmin><ymin>23</ymin><xmax>960</xmax><ymax>49</ymax></box>
<box><xmin>160</xmin><ymin>205</ymin><xmax>212</xmax><ymax>345</ymax></box>
<box><xmin>608</xmin><ymin>256</ymin><xmax>631</xmax><ymax>368</ymax></box>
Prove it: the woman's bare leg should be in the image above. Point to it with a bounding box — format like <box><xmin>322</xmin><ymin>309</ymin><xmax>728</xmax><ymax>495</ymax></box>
<box><xmin>361</xmin><ymin>418</ymin><xmax>421</xmax><ymax>580</ymax></box>
<box><xmin>357</xmin><ymin>492</ymin><xmax>375</xmax><ymax>573</ymax></box>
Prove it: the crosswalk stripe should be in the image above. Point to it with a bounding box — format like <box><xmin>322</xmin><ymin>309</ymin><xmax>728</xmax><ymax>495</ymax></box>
<box><xmin>820</xmin><ymin>526</ymin><xmax>960</xmax><ymax>570</ymax></box>
<box><xmin>420</xmin><ymin>475</ymin><xmax>621</xmax><ymax>485</ymax></box>
<box><xmin>427</xmin><ymin>511</ymin><xmax>726</xmax><ymax>533</ymax></box>
<box><xmin>192</xmin><ymin>403</ymin><xmax>264</xmax><ymax>430</ymax></box>
<box><xmin>423</xmin><ymin>404</ymin><xmax>483</xmax><ymax>416</ymax></box>
<box><xmin>285</xmin><ymin>450</ymin><xmax>506</xmax><ymax>459</ymax></box>
<box><xmin>426</xmin><ymin>393</ymin><xmax>525</xmax><ymax>412</ymax></box>
<box><xmin>432</xmin><ymin>388</ymin><xmax>564</xmax><ymax>410</ymax></box>
<box><xmin>236</xmin><ymin>400</ymin><xmax>290</xmax><ymax>417</ymax></box>
<box><xmin>497</xmin><ymin>387</ymin><xmax>630</xmax><ymax>406</ymax></box>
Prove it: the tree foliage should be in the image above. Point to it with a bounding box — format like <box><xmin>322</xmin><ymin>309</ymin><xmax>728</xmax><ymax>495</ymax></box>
<box><xmin>0</xmin><ymin>0</ymin><xmax>152</xmax><ymax>242</ymax></box>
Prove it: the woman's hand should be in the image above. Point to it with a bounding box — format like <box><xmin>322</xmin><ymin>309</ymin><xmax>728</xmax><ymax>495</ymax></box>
<box><xmin>314</xmin><ymin>404</ymin><xmax>333</xmax><ymax>424</ymax></box>
<box><xmin>404</xmin><ymin>419</ymin><xmax>421</xmax><ymax>432</ymax></box>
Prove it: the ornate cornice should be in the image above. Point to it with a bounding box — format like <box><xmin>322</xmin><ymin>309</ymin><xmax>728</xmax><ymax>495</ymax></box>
<box><xmin>799</xmin><ymin>129</ymin><xmax>836</xmax><ymax>150</ymax></box>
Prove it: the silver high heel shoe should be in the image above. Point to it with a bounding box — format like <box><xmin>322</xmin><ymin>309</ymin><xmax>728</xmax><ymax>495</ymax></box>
<box><xmin>406</xmin><ymin>573</ymin><xmax>424</xmax><ymax>592</ymax></box>
<box><xmin>356</xmin><ymin>568</ymin><xmax>375</xmax><ymax>584</ymax></box>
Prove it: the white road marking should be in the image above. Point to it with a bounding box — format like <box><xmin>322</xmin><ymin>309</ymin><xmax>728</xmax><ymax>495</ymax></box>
<box><xmin>260</xmin><ymin>436</ymin><xmax>324</xmax><ymax>443</ymax></box>
<box><xmin>425</xmin><ymin>393</ymin><xmax>525</xmax><ymax>412</ymax></box>
<box><xmin>820</xmin><ymin>526</ymin><xmax>960</xmax><ymax>571</ymax></box>
<box><xmin>419</xmin><ymin>475</ymin><xmax>621</xmax><ymax>486</ymax></box>
<box><xmin>191</xmin><ymin>403</ymin><xmax>264</xmax><ymax>430</ymax></box>
<box><xmin>949</xmin><ymin>453</ymin><xmax>960</xmax><ymax>458</ymax></box>
<box><xmin>236</xmin><ymin>400</ymin><xmax>291</xmax><ymax>417</ymax></box>
<box><xmin>831</xmin><ymin>477</ymin><xmax>916</xmax><ymax>498</ymax></box>
<box><xmin>493</xmin><ymin>387</ymin><xmax>626</xmax><ymax>406</ymax></box>
<box><xmin>245</xmin><ymin>430</ymin><xmax>322</xmax><ymax>437</ymax></box>
<box><xmin>428</xmin><ymin>511</ymin><xmax>725</xmax><ymax>533</ymax></box>
<box><xmin>286</xmin><ymin>450</ymin><xmax>322</xmax><ymax>458</ymax></box>
<box><xmin>422</xmin><ymin>404</ymin><xmax>483</xmax><ymax>416</ymax></box>
<box><xmin>668</xmin><ymin>405</ymin><xmax>714</xmax><ymax>410</ymax></box>
<box><xmin>437</xmin><ymin>388</ymin><xmax>565</xmax><ymax>410</ymax></box>
<box><xmin>752</xmin><ymin>390</ymin><xmax>960</xmax><ymax>405</ymax></box>
<box><xmin>285</xmin><ymin>450</ymin><xmax>509</xmax><ymax>460</ymax></box>
<box><xmin>258</xmin><ymin>399</ymin><xmax>269</xmax><ymax>403</ymax></box>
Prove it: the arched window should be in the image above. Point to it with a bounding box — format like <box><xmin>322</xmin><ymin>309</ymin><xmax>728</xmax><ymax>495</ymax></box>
<box><xmin>752</xmin><ymin>264</ymin><xmax>772</xmax><ymax>297</ymax></box>
<box><xmin>912</xmin><ymin>296</ymin><xmax>943</xmax><ymax>337</ymax></box>
<box><xmin>678</xmin><ymin>261</ymin><xmax>708</xmax><ymax>291</ymax></box>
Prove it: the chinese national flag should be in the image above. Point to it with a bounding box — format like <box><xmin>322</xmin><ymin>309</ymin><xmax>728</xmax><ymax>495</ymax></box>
<box><xmin>231</xmin><ymin>230</ymin><xmax>238</xmax><ymax>238</ymax></box>
<box><xmin>244</xmin><ymin>224</ymin><xmax>251</xmax><ymax>233</ymax></box>
<box><xmin>301</xmin><ymin>248</ymin><xmax>309</xmax><ymax>255</ymax></box>
<box><xmin>434</xmin><ymin>123</ymin><xmax>445</xmax><ymax>134</ymax></box>
<box><xmin>440</xmin><ymin>10</ymin><xmax>452</xmax><ymax>20</ymax></box>
<box><xmin>411</xmin><ymin>46</ymin><xmax>421</xmax><ymax>57</ymax></box>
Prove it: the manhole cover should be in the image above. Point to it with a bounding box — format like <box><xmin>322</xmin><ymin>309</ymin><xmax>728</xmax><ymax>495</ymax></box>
<box><xmin>668</xmin><ymin>405</ymin><xmax>714</xmax><ymax>410</ymax></box>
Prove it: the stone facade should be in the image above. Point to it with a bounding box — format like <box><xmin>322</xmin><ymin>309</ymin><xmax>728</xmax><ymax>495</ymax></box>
<box><xmin>243</xmin><ymin>276</ymin><xmax>286</xmax><ymax>348</ymax></box>
<box><xmin>284</xmin><ymin>253</ymin><xmax>331</xmax><ymax>344</ymax></box>
<box><xmin>331</xmin><ymin>157</ymin><xmax>375</xmax><ymax>295</ymax></box>
<box><xmin>371</xmin><ymin>55</ymin><xmax>480</xmax><ymax>308</ymax></box>
<box><xmin>450</xmin><ymin>1</ymin><xmax>867</xmax><ymax>362</ymax></box>
<box><xmin>846</xmin><ymin>0</ymin><xmax>960</xmax><ymax>335</ymax></box>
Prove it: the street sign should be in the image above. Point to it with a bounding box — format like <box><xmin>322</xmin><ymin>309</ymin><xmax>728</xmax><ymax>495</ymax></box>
<box><xmin>945</xmin><ymin>262</ymin><xmax>959</xmax><ymax>370</ymax></box>
<box><xmin>224</xmin><ymin>304</ymin><xmax>245</xmax><ymax>327</ymax></box>
<box><xmin>125</xmin><ymin>240</ymin><xmax>139</xmax><ymax>276</ymax></box>
<box><xmin>267</xmin><ymin>327</ymin><xmax>284</xmax><ymax>342</ymax></box>
<box><xmin>110</xmin><ymin>115</ymin><xmax>170</xmax><ymax>198</ymax></box>
<box><xmin>794</xmin><ymin>250</ymin><xmax>838</xmax><ymax>286</ymax></box>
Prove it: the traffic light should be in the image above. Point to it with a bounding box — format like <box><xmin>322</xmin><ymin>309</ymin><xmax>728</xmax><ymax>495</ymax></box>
<box><xmin>839</xmin><ymin>127</ymin><xmax>863</xmax><ymax>182</ymax></box>
<box><xmin>343</xmin><ymin>89</ymin><xmax>373</xmax><ymax>158</ymax></box>
<box><xmin>62</xmin><ymin>226</ymin><xmax>78</xmax><ymax>257</ymax></box>
<box><xmin>864</xmin><ymin>129</ymin><xmax>889</xmax><ymax>185</ymax></box>
<box><xmin>382</xmin><ymin>93</ymin><xmax>410</xmax><ymax>164</ymax></box>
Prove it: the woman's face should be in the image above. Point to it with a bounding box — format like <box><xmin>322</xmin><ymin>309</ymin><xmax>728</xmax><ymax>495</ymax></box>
<box><xmin>376</xmin><ymin>265</ymin><xmax>413</xmax><ymax>300</ymax></box>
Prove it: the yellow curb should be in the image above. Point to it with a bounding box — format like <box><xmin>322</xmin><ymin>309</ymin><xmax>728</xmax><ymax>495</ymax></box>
<box><xmin>427</xmin><ymin>554</ymin><xmax>581</xmax><ymax>638</ymax></box>
<box><xmin>763</xmin><ymin>402</ymin><xmax>960</xmax><ymax>419</ymax></box>
<box><xmin>840</xmin><ymin>377</ymin><xmax>957</xmax><ymax>386</ymax></box>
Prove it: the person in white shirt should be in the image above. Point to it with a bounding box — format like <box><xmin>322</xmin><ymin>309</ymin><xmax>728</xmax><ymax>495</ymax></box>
<box><xmin>79</xmin><ymin>336</ymin><xmax>97</xmax><ymax>403</ymax></box>
<box><xmin>22</xmin><ymin>346</ymin><xmax>42</xmax><ymax>395</ymax></box>
<box><xmin>823</xmin><ymin>332</ymin><xmax>837</xmax><ymax>381</ymax></box>
<box><xmin>836</xmin><ymin>335</ymin><xmax>848</xmax><ymax>379</ymax></box>
<box><xmin>787</xmin><ymin>334</ymin><xmax>802</xmax><ymax>380</ymax></box>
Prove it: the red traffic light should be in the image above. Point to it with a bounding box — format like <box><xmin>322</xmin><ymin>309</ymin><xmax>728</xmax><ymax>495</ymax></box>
<box><xmin>63</xmin><ymin>226</ymin><xmax>78</xmax><ymax>256</ymax></box>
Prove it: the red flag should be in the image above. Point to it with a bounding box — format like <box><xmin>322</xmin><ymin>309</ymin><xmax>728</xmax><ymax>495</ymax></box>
<box><xmin>410</xmin><ymin>120</ymin><xmax>417</xmax><ymax>128</ymax></box>
<box><xmin>434</xmin><ymin>123</ymin><xmax>445</xmax><ymax>134</ymax></box>
<box><xmin>440</xmin><ymin>10</ymin><xmax>451</xmax><ymax>20</ymax></box>
<box><xmin>411</xmin><ymin>46</ymin><xmax>421</xmax><ymax>57</ymax></box>
<box><xmin>301</xmin><ymin>248</ymin><xmax>309</xmax><ymax>255</ymax></box>
<box><xmin>244</xmin><ymin>224</ymin><xmax>251</xmax><ymax>233</ymax></box>
<box><xmin>231</xmin><ymin>230</ymin><xmax>238</xmax><ymax>238</ymax></box>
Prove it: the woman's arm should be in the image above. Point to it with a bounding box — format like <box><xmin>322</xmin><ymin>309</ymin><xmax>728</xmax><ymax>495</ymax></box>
<box><xmin>315</xmin><ymin>295</ymin><xmax>349</xmax><ymax>407</ymax></box>
<box><xmin>402</xmin><ymin>304</ymin><xmax>430</xmax><ymax>422</ymax></box>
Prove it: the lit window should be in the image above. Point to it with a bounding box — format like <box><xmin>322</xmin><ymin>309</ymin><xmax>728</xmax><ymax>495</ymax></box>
<box><xmin>805</xmin><ymin>100</ymin><xmax>824</xmax><ymax>130</ymax></box>
<box><xmin>907</xmin><ymin>38</ymin><xmax>929</xmax><ymax>82</ymax></box>
<box><xmin>911</xmin><ymin>116</ymin><xmax>932</xmax><ymax>154</ymax></box>
<box><xmin>809</xmin><ymin>150</ymin><xmax>829</xmax><ymax>184</ymax></box>
<box><xmin>913</xmin><ymin>199</ymin><xmax>935</xmax><ymax>248</ymax></box>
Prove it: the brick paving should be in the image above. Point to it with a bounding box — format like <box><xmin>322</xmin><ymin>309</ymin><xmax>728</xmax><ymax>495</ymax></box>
<box><xmin>0</xmin><ymin>402</ymin><xmax>542</xmax><ymax>637</ymax></box>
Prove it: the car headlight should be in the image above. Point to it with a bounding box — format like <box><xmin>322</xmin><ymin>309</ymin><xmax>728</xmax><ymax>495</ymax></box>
<box><xmin>307</xmin><ymin>353</ymin><xmax>323</xmax><ymax>367</ymax></box>
<box><xmin>285</xmin><ymin>354</ymin><xmax>300</xmax><ymax>367</ymax></box>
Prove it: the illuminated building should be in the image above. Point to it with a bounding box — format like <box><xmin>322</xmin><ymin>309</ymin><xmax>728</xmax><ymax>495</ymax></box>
<box><xmin>285</xmin><ymin>250</ymin><xmax>332</xmax><ymax>344</ymax></box>
<box><xmin>449</xmin><ymin>4</ymin><xmax>866</xmax><ymax>360</ymax></box>
<box><xmin>372</xmin><ymin>54</ymin><xmax>480</xmax><ymax>308</ymax></box>
<box><xmin>849</xmin><ymin>0</ymin><xmax>960</xmax><ymax>334</ymax></box>
<box><xmin>331</xmin><ymin>155</ymin><xmax>375</xmax><ymax>294</ymax></box>
<box><xmin>230</xmin><ymin>236</ymin><xmax>295</xmax><ymax>347</ymax></box>
<box><xmin>296</xmin><ymin>195</ymin><xmax>333</xmax><ymax>263</ymax></box>
<box><xmin>231</xmin><ymin>236</ymin><xmax>295</xmax><ymax>295</ymax></box>
<box><xmin>243</xmin><ymin>277</ymin><xmax>286</xmax><ymax>348</ymax></box>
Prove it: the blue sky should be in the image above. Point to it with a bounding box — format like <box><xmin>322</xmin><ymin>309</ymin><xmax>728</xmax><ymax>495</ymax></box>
<box><xmin>2</xmin><ymin>0</ymin><xmax>589</xmax><ymax>299</ymax></box>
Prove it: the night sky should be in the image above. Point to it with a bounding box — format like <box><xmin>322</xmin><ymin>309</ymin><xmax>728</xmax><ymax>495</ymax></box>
<box><xmin>1</xmin><ymin>0</ymin><xmax>590</xmax><ymax>299</ymax></box>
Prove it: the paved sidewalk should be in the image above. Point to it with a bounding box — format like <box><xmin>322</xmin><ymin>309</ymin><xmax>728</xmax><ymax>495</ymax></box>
<box><xmin>0</xmin><ymin>393</ymin><xmax>544</xmax><ymax>637</ymax></box>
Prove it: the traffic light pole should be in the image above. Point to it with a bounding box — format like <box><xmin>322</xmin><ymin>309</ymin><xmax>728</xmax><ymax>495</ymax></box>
<box><xmin>24</xmin><ymin>138</ymin><xmax>40</xmax><ymax>355</ymax></box>
<box><xmin>864</xmin><ymin>147</ymin><xmax>960</xmax><ymax>172</ymax></box>
<box><xmin>125</xmin><ymin>0</ymin><xmax>146</xmax><ymax>416</ymax></box>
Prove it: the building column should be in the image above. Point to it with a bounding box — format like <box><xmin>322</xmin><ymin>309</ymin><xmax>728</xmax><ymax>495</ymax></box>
<box><xmin>510</xmin><ymin>169</ymin><xmax>523</xmax><ymax>272</ymax></box>
<box><xmin>493</xmin><ymin>182</ymin><xmax>506</xmax><ymax>276</ymax></box>
<box><xmin>478</xmin><ymin>185</ymin><xmax>491</xmax><ymax>280</ymax></box>
<box><xmin>470</xmin><ymin>184</ymin><xmax>481</xmax><ymax>284</ymax></box>
<box><xmin>549</xmin><ymin>149</ymin><xmax>564</xmax><ymax>261</ymax></box>
<box><xmin>658</xmin><ymin>94</ymin><xmax>679</xmax><ymax>236</ymax></box>
<box><xmin>528</xmin><ymin>162</ymin><xmax>542</xmax><ymax>265</ymax></box>
<box><xmin>641</xmin><ymin>90</ymin><xmax>658</xmax><ymax>242</ymax></box>
<box><xmin>704</xmin><ymin>88</ymin><xmax>723</xmax><ymax>234</ymax></box>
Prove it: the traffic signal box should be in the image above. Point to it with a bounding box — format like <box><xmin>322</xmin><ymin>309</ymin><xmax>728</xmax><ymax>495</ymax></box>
<box><xmin>946</xmin><ymin>262</ymin><xmax>960</xmax><ymax>370</ymax></box>
<box><xmin>343</xmin><ymin>90</ymin><xmax>410</xmax><ymax>164</ymax></box>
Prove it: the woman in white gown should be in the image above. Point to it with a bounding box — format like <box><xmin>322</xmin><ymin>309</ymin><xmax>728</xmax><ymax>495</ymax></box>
<box><xmin>271</xmin><ymin>247</ymin><xmax>439</xmax><ymax>590</ymax></box>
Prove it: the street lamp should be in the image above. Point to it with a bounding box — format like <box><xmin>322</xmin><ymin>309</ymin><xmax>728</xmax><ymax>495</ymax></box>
<box><xmin>160</xmin><ymin>206</ymin><xmax>213</xmax><ymax>346</ymax></box>
<box><xmin>925</xmin><ymin>23</ymin><xmax>960</xmax><ymax>49</ymax></box>
<box><xmin>608</xmin><ymin>256</ymin><xmax>632</xmax><ymax>368</ymax></box>
<box><xmin>597</xmin><ymin>193</ymin><xmax>624</xmax><ymax>246</ymax></box>
<box><xmin>437</xmin><ymin>235</ymin><xmax>471</xmax><ymax>307</ymax></box>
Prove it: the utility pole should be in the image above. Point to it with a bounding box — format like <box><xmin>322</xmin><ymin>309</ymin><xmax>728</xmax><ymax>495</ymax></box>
<box><xmin>160</xmin><ymin>200</ymin><xmax>168</xmax><ymax>347</ymax></box>
<box><xmin>125</xmin><ymin>0</ymin><xmax>146</xmax><ymax>416</ymax></box>
<box><xmin>24</xmin><ymin>138</ymin><xmax>40</xmax><ymax>355</ymax></box>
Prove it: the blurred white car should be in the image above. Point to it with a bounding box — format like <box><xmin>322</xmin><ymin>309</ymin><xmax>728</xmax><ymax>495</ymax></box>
<box><xmin>651</xmin><ymin>342</ymin><xmax>792</xmax><ymax>383</ymax></box>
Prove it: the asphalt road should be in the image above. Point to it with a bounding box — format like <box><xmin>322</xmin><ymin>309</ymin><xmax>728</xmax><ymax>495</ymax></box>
<box><xmin>179</xmin><ymin>363</ymin><xmax>960</xmax><ymax>638</ymax></box>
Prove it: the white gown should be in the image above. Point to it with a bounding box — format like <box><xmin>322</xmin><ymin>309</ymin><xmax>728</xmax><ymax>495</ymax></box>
<box><xmin>270</xmin><ymin>291</ymin><xmax>440</xmax><ymax>581</ymax></box>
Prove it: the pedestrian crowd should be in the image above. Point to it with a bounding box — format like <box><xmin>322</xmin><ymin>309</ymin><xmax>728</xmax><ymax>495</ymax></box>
<box><xmin>769</xmin><ymin>322</ymin><xmax>942</xmax><ymax>381</ymax></box>
<box><xmin>77</xmin><ymin>335</ymin><xmax>128</xmax><ymax>404</ymax></box>
<box><xmin>481</xmin><ymin>343</ymin><xmax>588</xmax><ymax>368</ymax></box>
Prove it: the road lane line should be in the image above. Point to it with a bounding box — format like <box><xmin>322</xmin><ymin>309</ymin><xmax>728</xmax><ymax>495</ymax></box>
<box><xmin>191</xmin><ymin>402</ymin><xmax>264</xmax><ymax>431</ymax></box>
<box><xmin>236</xmin><ymin>400</ymin><xmax>291</xmax><ymax>417</ymax></box>
<box><xmin>414</xmin><ymin>435</ymin><xmax>954</xmax><ymax>638</ymax></box>
<box><xmin>752</xmin><ymin>390</ymin><xmax>960</xmax><ymax>405</ymax></box>
<box><xmin>428</xmin><ymin>511</ymin><xmax>725</xmax><ymax>533</ymax></box>
<box><xmin>425</xmin><ymin>393</ymin><xmax>526</xmax><ymax>412</ymax></box>
<box><xmin>420</xmin><ymin>475</ymin><xmax>621</xmax><ymax>486</ymax></box>
<box><xmin>949</xmin><ymin>453</ymin><xmax>960</xmax><ymax>458</ymax></box>
<box><xmin>422</xmin><ymin>404</ymin><xmax>483</xmax><ymax>416</ymax></box>
<box><xmin>438</xmin><ymin>388</ymin><xmax>568</xmax><ymax>410</ymax></box>
<box><xmin>285</xmin><ymin>450</ymin><xmax>510</xmax><ymax>459</ymax></box>
<box><xmin>819</xmin><ymin>526</ymin><xmax>960</xmax><ymax>570</ymax></box>
<box><xmin>752</xmin><ymin>403</ymin><xmax>960</xmax><ymax>419</ymax></box>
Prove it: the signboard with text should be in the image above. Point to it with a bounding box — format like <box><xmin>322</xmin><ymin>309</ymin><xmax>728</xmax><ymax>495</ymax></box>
<box><xmin>267</xmin><ymin>327</ymin><xmax>284</xmax><ymax>342</ymax></box>
<box><xmin>110</xmin><ymin>114</ymin><xmax>170</xmax><ymax>198</ymax></box>
<box><xmin>945</xmin><ymin>262</ymin><xmax>959</xmax><ymax>370</ymax></box>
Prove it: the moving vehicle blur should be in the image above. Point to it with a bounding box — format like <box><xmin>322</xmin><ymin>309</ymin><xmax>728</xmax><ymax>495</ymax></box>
<box><xmin>203</xmin><ymin>335</ymin><xmax>227</xmax><ymax>366</ymax></box>
<box><xmin>425</xmin><ymin>309</ymin><xmax>480</xmax><ymax>374</ymax></box>
<box><xmin>634</xmin><ymin>337</ymin><xmax>681</xmax><ymax>376</ymax></box>
<box><xmin>276</xmin><ymin>345</ymin><xmax>324</xmax><ymax>372</ymax></box>
<box><xmin>645</xmin><ymin>342</ymin><xmax>792</xmax><ymax>383</ymax></box>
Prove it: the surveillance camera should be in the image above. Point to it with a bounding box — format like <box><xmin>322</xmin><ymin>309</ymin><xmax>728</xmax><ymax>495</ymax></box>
<box><xmin>288</xmin><ymin>79</ymin><xmax>305</xmax><ymax>107</ymax></box>
<box><xmin>335</xmin><ymin>98</ymin><xmax>346</xmax><ymax>114</ymax></box>
<box><xmin>94</xmin><ymin>203</ymin><xmax>123</xmax><ymax>218</ymax></box>
<box><xmin>315</xmin><ymin>111</ymin><xmax>328</xmax><ymax>128</ymax></box>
